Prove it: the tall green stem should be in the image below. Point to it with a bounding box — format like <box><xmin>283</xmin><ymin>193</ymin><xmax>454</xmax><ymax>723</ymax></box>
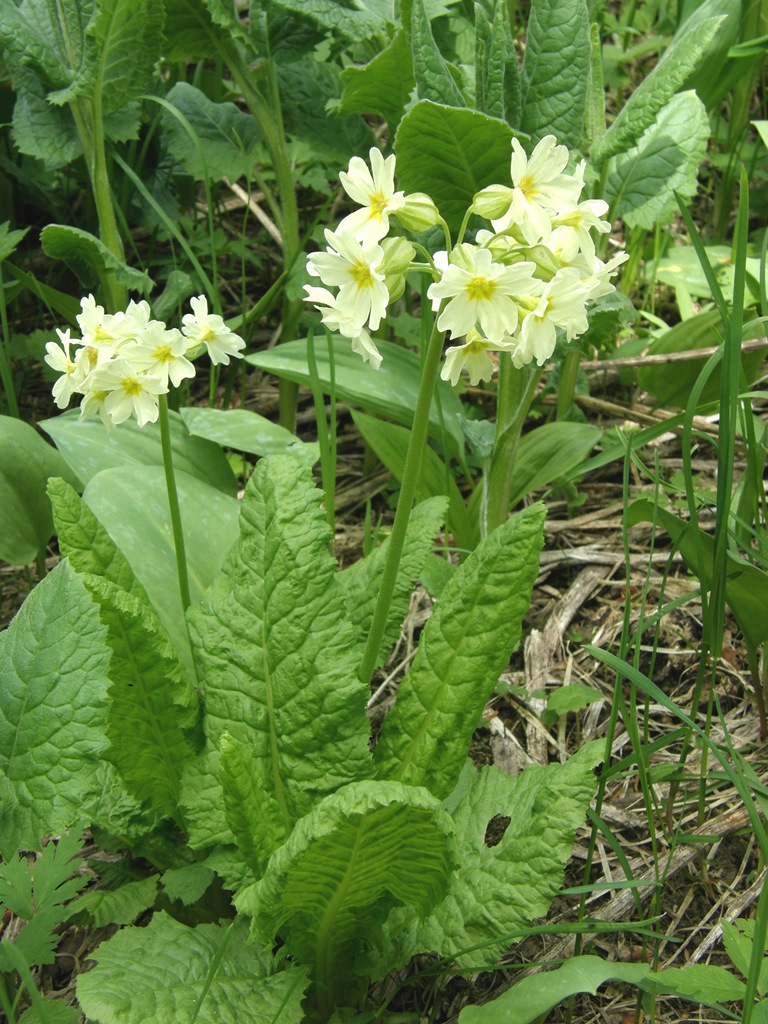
<box><xmin>157</xmin><ymin>394</ymin><xmax>191</xmax><ymax>613</ymax></box>
<box><xmin>482</xmin><ymin>356</ymin><xmax>541</xmax><ymax>537</ymax></box>
<box><xmin>359</xmin><ymin>319</ymin><xmax>446</xmax><ymax>685</ymax></box>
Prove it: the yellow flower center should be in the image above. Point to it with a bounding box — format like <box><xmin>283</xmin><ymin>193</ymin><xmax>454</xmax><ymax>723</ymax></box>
<box><xmin>93</xmin><ymin>326</ymin><xmax>113</xmax><ymax>344</ymax></box>
<box><xmin>86</xmin><ymin>347</ymin><xmax>99</xmax><ymax>368</ymax></box>
<box><xmin>351</xmin><ymin>261</ymin><xmax>375</xmax><ymax>290</ymax></box>
<box><xmin>369</xmin><ymin>191</ymin><xmax>389</xmax><ymax>218</ymax></box>
<box><xmin>466</xmin><ymin>277</ymin><xmax>497</xmax><ymax>302</ymax></box>
<box><xmin>518</xmin><ymin>175</ymin><xmax>538</xmax><ymax>199</ymax></box>
<box><xmin>199</xmin><ymin>325</ymin><xmax>216</xmax><ymax>343</ymax></box>
<box><xmin>153</xmin><ymin>345</ymin><xmax>173</xmax><ymax>363</ymax></box>
<box><xmin>121</xmin><ymin>377</ymin><xmax>143</xmax><ymax>397</ymax></box>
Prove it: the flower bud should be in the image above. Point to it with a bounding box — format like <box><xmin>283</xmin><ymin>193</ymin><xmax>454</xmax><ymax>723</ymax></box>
<box><xmin>472</xmin><ymin>183</ymin><xmax>513</xmax><ymax>219</ymax></box>
<box><xmin>396</xmin><ymin>192</ymin><xmax>441</xmax><ymax>232</ymax></box>
<box><xmin>380</xmin><ymin>236</ymin><xmax>416</xmax><ymax>300</ymax></box>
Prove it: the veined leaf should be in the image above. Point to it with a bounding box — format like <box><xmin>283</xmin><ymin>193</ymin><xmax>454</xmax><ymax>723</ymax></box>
<box><xmin>339</xmin><ymin>495</ymin><xmax>448</xmax><ymax>669</ymax></box>
<box><xmin>411</xmin><ymin>0</ymin><xmax>465</xmax><ymax>106</ymax></box>
<box><xmin>162</xmin><ymin>0</ymin><xmax>223</xmax><ymax>61</ymax></box>
<box><xmin>520</xmin><ymin>0</ymin><xmax>590</xmax><ymax>148</ymax></box>
<box><xmin>76</xmin><ymin>913</ymin><xmax>309</xmax><ymax>1024</ymax></box>
<box><xmin>187</xmin><ymin>456</ymin><xmax>373</xmax><ymax>833</ymax></box>
<box><xmin>8</xmin><ymin>60</ymin><xmax>81</xmax><ymax>167</ymax></box>
<box><xmin>69</xmin><ymin>875</ymin><xmax>159</xmax><ymax>927</ymax></box>
<box><xmin>604</xmin><ymin>91</ymin><xmax>710</xmax><ymax>230</ymax></box>
<box><xmin>40</xmin><ymin>225</ymin><xmax>152</xmax><ymax>294</ymax></box>
<box><xmin>87</xmin><ymin>578</ymin><xmax>199</xmax><ymax>823</ymax></box>
<box><xmin>160</xmin><ymin>864</ymin><xmax>215</xmax><ymax>906</ymax></box>
<box><xmin>393</xmin><ymin>744</ymin><xmax>603</xmax><ymax>968</ymax></box>
<box><xmin>245</xmin><ymin>780</ymin><xmax>455</xmax><ymax>1003</ymax></box>
<box><xmin>475</xmin><ymin>0</ymin><xmax>508</xmax><ymax>120</ymax></box>
<box><xmin>266</xmin><ymin>0</ymin><xmax>384</xmax><ymax>43</ymax></box>
<box><xmin>219</xmin><ymin>733</ymin><xmax>285</xmax><ymax>879</ymax></box>
<box><xmin>0</xmin><ymin>0</ymin><xmax>73</xmax><ymax>88</ymax></box>
<box><xmin>48</xmin><ymin>477</ymin><xmax>149</xmax><ymax>606</ymax></box>
<box><xmin>375</xmin><ymin>503</ymin><xmax>546</xmax><ymax>799</ymax></box>
<box><xmin>593</xmin><ymin>15</ymin><xmax>723</xmax><ymax>164</ymax></box>
<box><xmin>394</xmin><ymin>100</ymin><xmax>515</xmax><ymax>234</ymax></box>
<box><xmin>0</xmin><ymin>415</ymin><xmax>79</xmax><ymax>565</ymax></box>
<box><xmin>180</xmin><ymin>406</ymin><xmax>319</xmax><ymax>466</ymax></box>
<box><xmin>338</xmin><ymin>30</ymin><xmax>415</xmax><ymax>128</ymax></box>
<box><xmin>160</xmin><ymin>82</ymin><xmax>262</xmax><ymax>182</ymax></box>
<box><xmin>0</xmin><ymin>561</ymin><xmax>111</xmax><ymax>858</ymax></box>
<box><xmin>18</xmin><ymin>1000</ymin><xmax>81</xmax><ymax>1024</ymax></box>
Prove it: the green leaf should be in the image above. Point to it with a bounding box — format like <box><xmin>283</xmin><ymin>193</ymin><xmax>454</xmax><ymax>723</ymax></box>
<box><xmin>545</xmin><ymin>683</ymin><xmax>602</xmax><ymax>718</ymax></box>
<box><xmin>87</xmin><ymin>579</ymin><xmax>199</xmax><ymax>822</ymax></box>
<box><xmin>179</xmin><ymin>406</ymin><xmax>318</xmax><ymax>465</ymax></box>
<box><xmin>81</xmin><ymin>466</ymin><xmax>240</xmax><ymax>679</ymax></box>
<box><xmin>351</xmin><ymin>409</ymin><xmax>474</xmax><ymax>551</ymax></box>
<box><xmin>160</xmin><ymin>864</ymin><xmax>215</xmax><ymax>905</ymax></box>
<box><xmin>643</xmin><ymin>963</ymin><xmax>747</xmax><ymax>1004</ymax></box>
<box><xmin>219</xmin><ymin>733</ymin><xmax>285</xmax><ymax>879</ymax></box>
<box><xmin>266</xmin><ymin>0</ymin><xmax>384</xmax><ymax>43</ymax></box>
<box><xmin>41</xmin><ymin>408</ymin><xmax>236</xmax><ymax>495</ymax></box>
<box><xmin>508</xmin><ymin>421</ymin><xmax>602</xmax><ymax>508</ymax></box>
<box><xmin>246</xmin><ymin>780</ymin><xmax>455</xmax><ymax>1000</ymax></box>
<box><xmin>187</xmin><ymin>456</ymin><xmax>373</xmax><ymax>834</ymax></box>
<box><xmin>626</xmin><ymin>499</ymin><xmax>768</xmax><ymax>652</ymax></box>
<box><xmin>0</xmin><ymin>415</ymin><xmax>79</xmax><ymax>565</ymax></box>
<box><xmin>593</xmin><ymin>15</ymin><xmax>723</xmax><ymax>164</ymax></box>
<box><xmin>40</xmin><ymin>225</ymin><xmax>152</xmax><ymax>295</ymax></box>
<box><xmin>520</xmin><ymin>0</ymin><xmax>590</xmax><ymax>148</ymax></box>
<box><xmin>394</xmin><ymin>100</ymin><xmax>515</xmax><ymax>234</ymax></box>
<box><xmin>70</xmin><ymin>875</ymin><xmax>159</xmax><ymax>926</ymax></box>
<box><xmin>604</xmin><ymin>91</ymin><xmax>710</xmax><ymax>230</ymax></box>
<box><xmin>48</xmin><ymin>477</ymin><xmax>149</xmax><ymax>605</ymax></box>
<box><xmin>18</xmin><ymin>1000</ymin><xmax>82</xmax><ymax>1024</ymax></box>
<box><xmin>411</xmin><ymin>0</ymin><xmax>464</xmax><ymax>106</ymax></box>
<box><xmin>0</xmin><ymin>0</ymin><xmax>72</xmax><ymax>87</ymax></box>
<box><xmin>160</xmin><ymin>82</ymin><xmax>262</xmax><ymax>182</ymax></box>
<box><xmin>8</xmin><ymin>61</ymin><xmax>81</xmax><ymax>167</ymax></box>
<box><xmin>339</xmin><ymin>496</ymin><xmax>448</xmax><ymax>668</ymax></box>
<box><xmin>162</xmin><ymin>0</ymin><xmax>222</xmax><ymax>61</ymax></box>
<box><xmin>246</xmin><ymin>335</ymin><xmax>466</xmax><ymax>462</ymax></box>
<box><xmin>0</xmin><ymin>221</ymin><xmax>29</xmax><ymax>263</ymax></box>
<box><xmin>0</xmin><ymin>829</ymin><xmax>88</xmax><ymax>972</ymax></box>
<box><xmin>475</xmin><ymin>0</ymin><xmax>508</xmax><ymax>120</ymax></box>
<box><xmin>76</xmin><ymin>913</ymin><xmax>309</xmax><ymax>1024</ymax></box>
<box><xmin>0</xmin><ymin>561</ymin><xmax>111</xmax><ymax>858</ymax></box>
<box><xmin>458</xmin><ymin>955</ymin><xmax>652</xmax><ymax>1022</ymax></box>
<box><xmin>375</xmin><ymin>503</ymin><xmax>546</xmax><ymax>799</ymax></box>
<box><xmin>338</xmin><ymin>30</ymin><xmax>416</xmax><ymax>129</ymax></box>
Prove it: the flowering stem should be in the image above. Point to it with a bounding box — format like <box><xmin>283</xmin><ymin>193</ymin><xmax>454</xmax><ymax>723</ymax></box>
<box><xmin>359</xmin><ymin>317</ymin><xmax>446</xmax><ymax>685</ymax></box>
<box><xmin>482</xmin><ymin>355</ymin><xmax>542</xmax><ymax>537</ymax></box>
<box><xmin>157</xmin><ymin>394</ymin><xmax>192</xmax><ymax>613</ymax></box>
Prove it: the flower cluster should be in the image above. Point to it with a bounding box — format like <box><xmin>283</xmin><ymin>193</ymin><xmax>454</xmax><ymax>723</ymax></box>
<box><xmin>45</xmin><ymin>295</ymin><xmax>245</xmax><ymax>427</ymax></box>
<box><xmin>305</xmin><ymin>138</ymin><xmax>627</xmax><ymax>386</ymax></box>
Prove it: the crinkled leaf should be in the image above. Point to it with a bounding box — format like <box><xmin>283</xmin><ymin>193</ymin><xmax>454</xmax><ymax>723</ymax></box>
<box><xmin>0</xmin><ymin>0</ymin><xmax>72</xmax><ymax>87</ymax></box>
<box><xmin>180</xmin><ymin>747</ymin><xmax>234</xmax><ymax>850</ymax></box>
<box><xmin>48</xmin><ymin>477</ymin><xmax>149</xmax><ymax>605</ymax></box>
<box><xmin>411</xmin><ymin>0</ymin><xmax>464</xmax><ymax>106</ymax></box>
<box><xmin>394</xmin><ymin>100</ymin><xmax>515</xmax><ymax>234</ymax></box>
<box><xmin>627</xmin><ymin>499</ymin><xmax>768</xmax><ymax>652</ymax></box>
<box><xmin>604</xmin><ymin>91</ymin><xmax>710</xmax><ymax>230</ymax></box>
<box><xmin>0</xmin><ymin>415</ymin><xmax>79</xmax><ymax>565</ymax></box>
<box><xmin>278</xmin><ymin>59</ymin><xmax>375</xmax><ymax>164</ymax></box>
<box><xmin>220</xmin><ymin>733</ymin><xmax>285</xmax><ymax>879</ymax></box>
<box><xmin>403</xmin><ymin>743</ymin><xmax>603</xmax><ymax>967</ymax></box>
<box><xmin>267</xmin><ymin>0</ymin><xmax>384</xmax><ymax>42</ymax></box>
<box><xmin>41</xmin><ymin>408</ymin><xmax>236</xmax><ymax>495</ymax></box>
<box><xmin>69</xmin><ymin>875</ymin><xmax>159</xmax><ymax>926</ymax></box>
<box><xmin>160</xmin><ymin>864</ymin><xmax>215</xmax><ymax>906</ymax></box>
<box><xmin>180</xmin><ymin>406</ymin><xmax>318</xmax><ymax>465</ymax></box>
<box><xmin>351</xmin><ymin>409</ymin><xmax>473</xmax><ymax>551</ymax></box>
<box><xmin>245</xmin><ymin>780</ymin><xmax>455</xmax><ymax>993</ymax></box>
<box><xmin>375</xmin><ymin>504</ymin><xmax>546</xmax><ymax>799</ymax></box>
<box><xmin>0</xmin><ymin>561</ymin><xmax>111</xmax><ymax>858</ymax></box>
<box><xmin>76</xmin><ymin>913</ymin><xmax>308</xmax><ymax>1024</ymax></box>
<box><xmin>8</xmin><ymin>60</ymin><xmax>81</xmax><ymax>168</ymax></box>
<box><xmin>87</xmin><ymin>578</ymin><xmax>199</xmax><ymax>822</ymax></box>
<box><xmin>162</xmin><ymin>0</ymin><xmax>222</xmax><ymax>61</ymax></box>
<box><xmin>0</xmin><ymin>829</ymin><xmax>87</xmax><ymax>972</ymax></box>
<box><xmin>247</xmin><ymin>337</ymin><xmax>466</xmax><ymax>463</ymax></box>
<box><xmin>520</xmin><ymin>0</ymin><xmax>590</xmax><ymax>148</ymax></box>
<box><xmin>161</xmin><ymin>82</ymin><xmax>261</xmax><ymax>182</ymax></box>
<box><xmin>458</xmin><ymin>955</ymin><xmax>652</xmax><ymax>1023</ymax></box>
<box><xmin>187</xmin><ymin>456</ymin><xmax>373</xmax><ymax>833</ymax></box>
<box><xmin>339</xmin><ymin>495</ymin><xmax>448</xmax><ymax>669</ymax></box>
<box><xmin>475</xmin><ymin>0</ymin><xmax>508</xmax><ymax>120</ymax></box>
<box><xmin>18</xmin><ymin>1001</ymin><xmax>81</xmax><ymax>1024</ymax></box>
<box><xmin>81</xmin><ymin>465</ymin><xmax>240</xmax><ymax>679</ymax></box>
<box><xmin>338</xmin><ymin>30</ymin><xmax>415</xmax><ymax>129</ymax></box>
<box><xmin>40</xmin><ymin>225</ymin><xmax>152</xmax><ymax>294</ymax></box>
<box><xmin>593</xmin><ymin>15</ymin><xmax>722</xmax><ymax>164</ymax></box>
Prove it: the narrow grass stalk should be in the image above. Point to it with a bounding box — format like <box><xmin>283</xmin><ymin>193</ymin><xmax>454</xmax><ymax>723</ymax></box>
<box><xmin>307</xmin><ymin>328</ymin><xmax>337</xmax><ymax>535</ymax></box>
<box><xmin>482</xmin><ymin>356</ymin><xmax>542</xmax><ymax>537</ymax></box>
<box><xmin>157</xmin><ymin>394</ymin><xmax>191</xmax><ymax>613</ymax></box>
<box><xmin>359</xmin><ymin>318</ymin><xmax>446</xmax><ymax>685</ymax></box>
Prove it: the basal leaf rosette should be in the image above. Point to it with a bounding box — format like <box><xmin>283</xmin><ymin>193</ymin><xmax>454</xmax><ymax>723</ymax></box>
<box><xmin>239</xmin><ymin>779</ymin><xmax>456</xmax><ymax>1015</ymax></box>
<box><xmin>305</xmin><ymin>138</ymin><xmax>627</xmax><ymax>384</ymax></box>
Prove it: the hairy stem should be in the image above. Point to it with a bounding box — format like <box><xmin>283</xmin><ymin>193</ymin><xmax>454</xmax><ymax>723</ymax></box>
<box><xmin>157</xmin><ymin>394</ymin><xmax>191</xmax><ymax>613</ymax></box>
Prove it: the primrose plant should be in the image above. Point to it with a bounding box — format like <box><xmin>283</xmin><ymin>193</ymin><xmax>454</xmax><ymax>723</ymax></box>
<box><xmin>0</xmin><ymin>142</ymin><xmax>616</xmax><ymax>1024</ymax></box>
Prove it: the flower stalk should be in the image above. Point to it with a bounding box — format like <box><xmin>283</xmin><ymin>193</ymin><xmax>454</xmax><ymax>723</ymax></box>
<box><xmin>157</xmin><ymin>393</ymin><xmax>191</xmax><ymax>613</ymax></box>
